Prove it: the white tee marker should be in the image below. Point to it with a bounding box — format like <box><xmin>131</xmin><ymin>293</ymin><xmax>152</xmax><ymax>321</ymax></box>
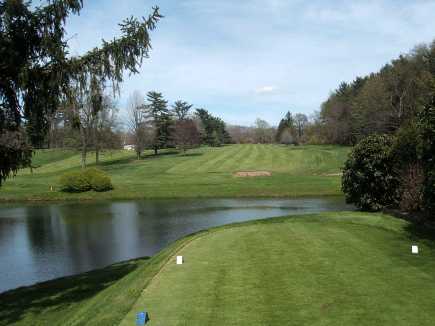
<box><xmin>412</xmin><ymin>245</ymin><xmax>419</xmax><ymax>254</ymax></box>
<box><xmin>176</xmin><ymin>256</ymin><xmax>183</xmax><ymax>265</ymax></box>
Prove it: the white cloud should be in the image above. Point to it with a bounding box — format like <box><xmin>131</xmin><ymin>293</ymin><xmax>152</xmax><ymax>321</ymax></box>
<box><xmin>255</xmin><ymin>86</ymin><xmax>277</xmax><ymax>94</ymax></box>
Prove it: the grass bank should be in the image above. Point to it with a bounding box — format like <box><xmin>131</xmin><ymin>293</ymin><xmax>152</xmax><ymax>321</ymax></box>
<box><xmin>0</xmin><ymin>144</ymin><xmax>350</xmax><ymax>202</ymax></box>
<box><xmin>2</xmin><ymin>212</ymin><xmax>435</xmax><ymax>325</ymax></box>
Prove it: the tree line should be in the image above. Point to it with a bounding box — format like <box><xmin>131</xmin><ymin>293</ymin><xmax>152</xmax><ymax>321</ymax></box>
<box><xmin>319</xmin><ymin>41</ymin><xmax>435</xmax><ymax>145</ymax></box>
<box><xmin>126</xmin><ymin>91</ymin><xmax>232</xmax><ymax>159</ymax></box>
<box><xmin>46</xmin><ymin>89</ymin><xmax>234</xmax><ymax>165</ymax></box>
<box><xmin>228</xmin><ymin>112</ymin><xmax>317</xmax><ymax>145</ymax></box>
<box><xmin>336</xmin><ymin>40</ymin><xmax>435</xmax><ymax>220</ymax></box>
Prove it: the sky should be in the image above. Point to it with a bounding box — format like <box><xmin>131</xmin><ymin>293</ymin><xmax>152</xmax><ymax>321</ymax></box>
<box><xmin>65</xmin><ymin>0</ymin><xmax>435</xmax><ymax>126</ymax></box>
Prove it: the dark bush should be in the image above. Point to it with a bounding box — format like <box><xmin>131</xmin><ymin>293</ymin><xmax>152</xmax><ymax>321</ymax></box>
<box><xmin>399</xmin><ymin>163</ymin><xmax>424</xmax><ymax>212</ymax></box>
<box><xmin>342</xmin><ymin>134</ymin><xmax>400</xmax><ymax>211</ymax></box>
<box><xmin>60</xmin><ymin>168</ymin><xmax>113</xmax><ymax>193</ymax></box>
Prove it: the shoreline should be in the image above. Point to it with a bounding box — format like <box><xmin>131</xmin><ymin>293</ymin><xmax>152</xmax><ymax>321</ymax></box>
<box><xmin>0</xmin><ymin>193</ymin><xmax>346</xmax><ymax>206</ymax></box>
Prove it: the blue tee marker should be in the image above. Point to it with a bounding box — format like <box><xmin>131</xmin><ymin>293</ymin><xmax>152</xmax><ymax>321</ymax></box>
<box><xmin>136</xmin><ymin>311</ymin><xmax>150</xmax><ymax>325</ymax></box>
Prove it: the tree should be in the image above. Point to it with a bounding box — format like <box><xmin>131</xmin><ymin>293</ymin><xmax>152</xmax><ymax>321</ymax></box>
<box><xmin>0</xmin><ymin>1</ymin><xmax>162</xmax><ymax>186</ymax></box>
<box><xmin>418</xmin><ymin>98</ymin><xmax>435</xmax><ymax>217</ymax></box>
<box><xmin>342</xmin><ymin>134</ymin><xmax>400</xmax><ymax>211</ymax></box>
<box><xmin>174</xmin><ymin>119</ymin><xmax>200</xmax><ymax>153</ymax></box>
<box><xmin>147</xmin><ymin>91</ymin><xmax>173</xmax><ymax>155</ymax></box>
<box><xmin>94</xmin><ymin>95</ymin><xmax>119</xmax><ymax>164</ymax></box>
<box><xmin>173</xmin><ymin>100</ymin><xmax>193</xmax><ymax>120</ymax></box>
<box><xmin>294</xmin><ymin>113</ymin><xmax>308</xmax><ymax>140</ymax></box>
<box><xmin>276</xmin><ymin>111</ymin><xmax>297</xmax><ymax>144</ymax></box>
<box><xmin>195</xmin><ymin>108</ymin><xmax>231</xmax><ymax>146</ymax></box>
<box><xmin>73</xmin><ymin>87</ymin><xmax>99</xmax><ymax>169</ymax></box>
<box><xmin>253</xmin><ymin>118</ymin><xmax>274</xmax><ymax>143</ymax></box>
<box><xmin>127</xmin><ymin>91</ymin><xmax>149</xmax><ymax>159</ymax></box>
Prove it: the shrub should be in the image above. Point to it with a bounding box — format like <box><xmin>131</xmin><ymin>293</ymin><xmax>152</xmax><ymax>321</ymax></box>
<box><xmin>60</xmin><ymin>168</ymin><xmax>113</xmax><ymax>193</ymax></box>
<box><xmin>84</xmin><ymin>168</ymin><xmax>113</xmax><ymax>192</ymax></box>
<box><xmin>342</xmin><ymin>134</ymin><xmax>400</xmax><ymax>211</ymax></box>
<box><xmin>59</xmin><ymin>171</ymin><xmax>91</xmax><ymax>193</ymax></box>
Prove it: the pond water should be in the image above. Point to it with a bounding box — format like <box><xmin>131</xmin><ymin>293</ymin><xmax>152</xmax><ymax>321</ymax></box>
<box><xmin>0</xmin><ymin>197</ymin><xmax>353</xmax><ymax>293</ymax></box>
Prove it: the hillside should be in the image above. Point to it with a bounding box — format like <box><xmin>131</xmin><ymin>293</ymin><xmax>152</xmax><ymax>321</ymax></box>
<box><xmin>0</xmin><ymin>144</ymin><xmax>350</xmax><ymax>202</ymax></box>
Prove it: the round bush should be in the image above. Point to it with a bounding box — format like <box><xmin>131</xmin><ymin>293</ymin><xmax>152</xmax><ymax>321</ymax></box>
<box><xmin>60</xmin><ymin>168</ymin><xmax>113</xmax><ymax>193</ymax></box>
<box><xmin>342</xmin><ymin>134</ymin><xmax>400</xmax><ymax>211</ymax></box>
<box><xmin>59</xmin><ymin>171</ymin><xmax>91</xmax><ymax>193</ymax></box>
<box><xmin>84</xmin><ymin>168</ymin><xmax>113</xmax><ymax>192</ymax></box>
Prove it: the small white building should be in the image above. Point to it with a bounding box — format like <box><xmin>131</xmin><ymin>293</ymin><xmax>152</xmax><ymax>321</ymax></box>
<box><xmin>123</xmin><ymin>144</ymin><xmax>135</xmax><ymax>151</ymax></box>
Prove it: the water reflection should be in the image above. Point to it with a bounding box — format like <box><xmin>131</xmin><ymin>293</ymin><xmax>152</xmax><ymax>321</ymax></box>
<box><xmin>0</xmin><ymin>197</ymin><xmax>353</xmax><ymax>293</ymax></box>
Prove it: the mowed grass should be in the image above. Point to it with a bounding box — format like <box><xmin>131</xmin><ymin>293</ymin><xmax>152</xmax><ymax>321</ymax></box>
<box><xmin>0</xmin><ymin>144</ymin><xmax>350</xmax><ymax>202</ymax></box>
<box><xmin>121</xmin><ymin>212</ymin><xmax>435</xmax><ymax>326</ymax></box>
<box><xmin>2</xmin><ymin>212</ymin><xmax>435</xmax><ymax>325</ymax></box>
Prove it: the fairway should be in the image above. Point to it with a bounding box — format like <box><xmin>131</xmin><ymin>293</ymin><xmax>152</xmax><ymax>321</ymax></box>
<box><xmin>120</xmin><ymin>213</ymin><xmax>435</xmax><ymax>326</ymax></box>
<box><xmin>0</xmin><ymin>144</ymin><xmax>349</xmax><ymax>202</ymax></box>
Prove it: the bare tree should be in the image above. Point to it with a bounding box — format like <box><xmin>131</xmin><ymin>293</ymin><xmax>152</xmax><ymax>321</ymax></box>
<box><xmin>74</xmin><ymin>93</ymin><xmax>97</xmax><ymax>169</ymax></box>
<box><xmin>94</xmin><ymin>96</ymin><xmax>119</xmax><ymax>164</ymax></box>
<box><xmin>254</xmin><ymin>118</ymin><xmax>274</xmax><ymax>143</ymax></box>
<box><xmin>174</xmin><ymin>119</ymin><xmax>200</xmax><ymax>153</ymax></box>
<box><xmin>127</xmin><ymin>91</ymin><xmax>150</xmax><ymax>159</ymax></box>
<box><xmin>294</xmin><ymin>113</ymin><xmax>308</xmax><ymax>140</ymax></box>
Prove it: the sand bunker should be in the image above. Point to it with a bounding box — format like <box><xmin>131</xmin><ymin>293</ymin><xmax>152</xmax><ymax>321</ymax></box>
<box><xmin>234</xmin><ymin>171</ymin><xmax>272</xmax><ymax>177</ymax></box>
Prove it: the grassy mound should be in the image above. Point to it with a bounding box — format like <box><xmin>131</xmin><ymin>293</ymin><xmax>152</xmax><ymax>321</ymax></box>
<box><xmin>2</xmin><ymin>212</ymin><xmax>435</xmax><ymax>325</ymax></box>
<box><xmin>0</xmin><ymin>144</ymin><xmax>349</xmax><ymax>202</ymax></box>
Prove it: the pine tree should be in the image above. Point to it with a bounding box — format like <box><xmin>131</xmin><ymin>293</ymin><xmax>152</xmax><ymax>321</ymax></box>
<box><xmin>147</xmin><ymin>91</ymin><xmax>173</xmax><ymax>154</ymax></box>
<box><xmin>173</xmin><ymin>100</ymin><xmax>193</xmax><ymax>120</ymax></box>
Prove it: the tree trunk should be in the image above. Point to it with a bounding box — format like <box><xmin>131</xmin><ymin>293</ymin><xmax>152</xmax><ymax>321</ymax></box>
<box><xmin>154</xmin><ymin>146</ymin><xmax>158</xmax><ymax>155</ymax></box>
<box><xmin>81</xmin><ymin>147</ymin><xmax>87</xmax><ymax>169</ymax></box>
<box><xmin>80</xmin><ymin>127</ymin><xmax>87</xmax><ymax>169</ymax></box>
<box><xmin>95</xmin><ymin>145</ymin><xmax>100</xmax><ymax>165</ymax></box>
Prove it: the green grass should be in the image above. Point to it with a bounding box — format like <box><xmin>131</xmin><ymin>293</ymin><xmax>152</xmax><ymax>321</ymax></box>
<box><xmin>0</xmin><ymin>144</ymin><xmax>350</xmax><ymax>202</ymax></box>
<box><xmin>2</xmin><ymin>212</ymin><xmax>435</xmax><ymax>325</ymax></box>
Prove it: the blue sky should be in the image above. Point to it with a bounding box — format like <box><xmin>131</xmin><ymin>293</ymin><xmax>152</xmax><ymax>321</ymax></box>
<box><xmin>66</xmin><ymin>0</ymin><xmax>435</xmax><ymax>126</ymax></box>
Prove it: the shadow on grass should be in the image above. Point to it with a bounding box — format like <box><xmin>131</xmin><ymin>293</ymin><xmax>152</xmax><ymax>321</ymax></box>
<box><xmin>144</xmin><ymin>150</ymin><xmax>180</xmax><ymax>158</ymax></box>
<box><xmin>178</xmin><ymin>152</ymin><xmax>203</xmax><ymax>157</ymax></box>
<box><xmin>404</xmin><ymin>221</ymin><xmax>435</xmax><ymax>248</ymax></box>
<box><xmin>98</xmin><ymin>156</ymin><xmax>137</xmax><ymax>167</ymax></box>
<box><xmin>0</xmin><ymin>257</ymin><xmax>148</xmax><ymax>325</ymax></box>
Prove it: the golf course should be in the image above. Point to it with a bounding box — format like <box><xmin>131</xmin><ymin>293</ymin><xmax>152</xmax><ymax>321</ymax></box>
<box><xmin>0</xmin><ymin>144</ymin><xmax>349</xmax><ymax>202</ymax></box>
<box><xmin>1</xmin><ymin>212</ymin><xmax>435</xmax><ymax>325</ymax></box>
<box><xmin>3</xmin><ymin>1</ymin><xmax>435</xmax><ymax>325</ymax></box>
<box><xmin>1</xmin><ymin>144</ymin><xmax>435</xmax><ymax>326</ymax></box>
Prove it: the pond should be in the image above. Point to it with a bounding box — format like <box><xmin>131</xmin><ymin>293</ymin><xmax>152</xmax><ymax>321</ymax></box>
<box><xmin>0</xmin><ymin>197</ymin><xmax>353</xmax><ymax>293</ymax></box>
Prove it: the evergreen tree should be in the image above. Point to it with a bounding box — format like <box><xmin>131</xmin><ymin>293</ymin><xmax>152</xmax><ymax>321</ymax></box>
<box><xmin>172</xmin><ymin>100</ymin><xmax>193</xmax><ymax>120</ymax></box>
<box><xmin>147</xmin><ymin>91</ymin><xmax>173</xmax><ymax>154</ymax></box>
<box><xmin>195</xmin><ymin>108</ymin><xmax>231</xmax><ymax>146</ymax></box>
